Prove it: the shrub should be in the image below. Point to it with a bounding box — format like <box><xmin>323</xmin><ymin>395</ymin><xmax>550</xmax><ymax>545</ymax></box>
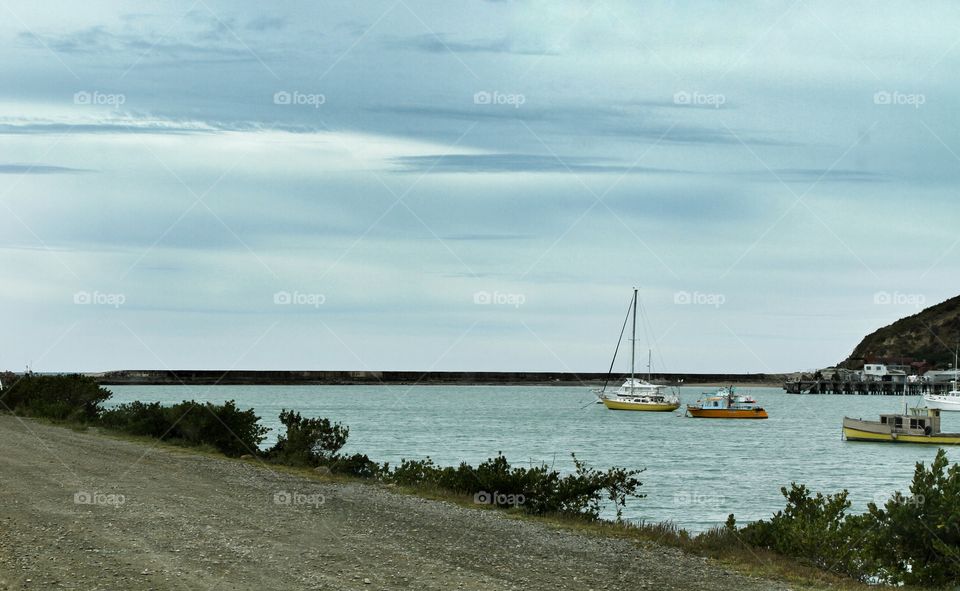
<box><xmin>736</xmin><ymin>450</ymin><xmax>960</xmax><ymax>586</ymax></box>
<box><xmin>738</xmin><ymin>483</ymin><xmax>866</xmax><ymax>577</ymax></box>
<box><xmin>386</xmin><ymin>452</ymin><xmax>644</xmax><ymax>519</ymax></box>
<box><xmin>860</xmin><ymin>449</ymin><xmax>960</xmax><ymax>587</ymax></box>
<box><xmin>99</xmin><ymin>401</ymin><xmax>169</xmax><ymax>437</ymax></box>
<box><xmin>267</xmin><ymin>410</ymin><xmax>350</xmax><ymax>467</ymax></box>
<box><xmin>0</xmin><ymin>374</ymin><xmax>111</xmax><ymax>422</ymax></box>
<box><xmin>328</xmin><ymin>453</ymin><xmax>386</xmax><ymax>479</ymax></box>
<box><xmin>100</xmin><ymin>400</ymin><xmax>267</xmax><ymax>457</ymax></box>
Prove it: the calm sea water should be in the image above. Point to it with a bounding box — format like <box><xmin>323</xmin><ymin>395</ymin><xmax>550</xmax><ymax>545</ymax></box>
<box><xmin>106</xmin><ymin>385</ymin><xmax>957</xmax><ymax>531</ymax></box>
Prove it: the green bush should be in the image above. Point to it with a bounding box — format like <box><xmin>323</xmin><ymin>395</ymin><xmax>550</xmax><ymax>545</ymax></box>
<box><xmin>738</xmin><ymin>484</ymin><xmax>867</xmax><ymax>577</ymax></box>
<box><xmin>267</xmin><ymin>410</ymin><xmax>350</xmax><ymax>466</ymax></box>
<box><xmin>327</xmin><ymin>453</ymin><xmax>386</xmax><ymax>479</ymax></box>
<box><xmin>737</xmin><ymin>450</ymin><xmax>960</xmax><ymax>586</ymax></box>
<box><xmin>100</xmin><ymin>400</ymin><xmax>267</xmax><ymax>457</ymax></box>
<box><xmin>0</xmin><ymin>374</ymin><xmax>111</xmax><ymax>422</ymax></box>
<box><xmin>860</xmin><ymin>449</ymin><xmax>960</xmax><ymax>587</ymax></box>
<box><xmin>386</xmin><ymin>452</ymin><xmax>644</xmax><ymax>519</ymax></box>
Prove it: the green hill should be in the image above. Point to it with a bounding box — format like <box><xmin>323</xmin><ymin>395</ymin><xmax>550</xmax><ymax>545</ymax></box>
<box><xmin>842</xmin><ymin>295</ymin><xmax>960</xmax><ymax>369</ymax></box>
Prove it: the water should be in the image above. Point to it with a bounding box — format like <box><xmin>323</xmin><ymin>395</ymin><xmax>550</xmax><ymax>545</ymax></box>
<box><xmin>105</xmin><ymin>385</ymin><xmax>957</xmax><ymax>532</ymax></box>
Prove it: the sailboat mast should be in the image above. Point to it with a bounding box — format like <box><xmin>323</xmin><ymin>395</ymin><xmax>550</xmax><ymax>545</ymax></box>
<box><xmin>648</xmin><ymin>349</ymin><xmax>652</xmax><ymax>381</ymax></box>
<box><xmin>630</xmin><ymin>288</ymin><xmax>637</xmax><ymax>383</ymax></box>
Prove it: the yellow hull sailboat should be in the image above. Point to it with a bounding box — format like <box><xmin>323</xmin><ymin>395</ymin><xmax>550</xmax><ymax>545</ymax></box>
<box><xmin>602</xmin><ymin>397</ymin><xmax>680</xmax><ymax>412</ymax></box>
<box><xmin>593</xmin><ymin>288</ymin><xmax>680</xmax><ymax>412</ymax></box>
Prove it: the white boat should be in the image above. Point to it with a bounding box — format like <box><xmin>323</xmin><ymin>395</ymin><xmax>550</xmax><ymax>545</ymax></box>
<box><xmin>923</xmin><ymin>349</ymin><xmax>960</xmax><ymax>411</ymax></box>
<box><xmin>592</xmin><ymin>288</ymin><xmax>680</xmax><ymax>412</ymax></box>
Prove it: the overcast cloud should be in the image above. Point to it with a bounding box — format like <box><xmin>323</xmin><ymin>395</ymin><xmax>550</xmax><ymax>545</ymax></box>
<box><xmin>1</xmin><ymin>1</ymin><xmax>958</xmax><ymax>373</ymax></box>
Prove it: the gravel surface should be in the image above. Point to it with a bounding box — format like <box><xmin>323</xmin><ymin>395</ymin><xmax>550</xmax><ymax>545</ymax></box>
<box><xmin>0</xmin><ymin>414</ymin><xmax>797</xmax><ymax>590</ymax></box>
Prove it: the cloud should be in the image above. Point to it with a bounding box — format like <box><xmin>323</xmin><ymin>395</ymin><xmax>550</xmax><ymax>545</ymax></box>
<box><xmin>17</xmin><ymin>17</ymin><xmax>271</xmax><ymax>64</ymax></box>
<box><xmin>371</xmin><ymin>104</ymin><xmax>801</xmax><ymax>147</ymax></box>
<box><xmin>441</xmin><ymin>233</ymin><xmax>534</xmax><ymax>241</ymax></box>
<box><xmin>245</xmin><ymin>15</ymin><xmax>287</xmax><ymax>32</ymax></box>
<box><xmin>389</xmin><ymin>33</ymin><xmax>557</xmax><ymax>56</ymax></box>
<box><xmin>0</xmin><ymin>164</ymin><xmax>92</xmax><ymax>174</ymax></box>
<box><xmin>763</xmin><ymin>168</ymin><xmax>890</xmax><ymax>183</ymax></box>
<box><xmin>390</xmin><ymin>153</ymin><xmax>685</xmax><ymax>174</ymax></box>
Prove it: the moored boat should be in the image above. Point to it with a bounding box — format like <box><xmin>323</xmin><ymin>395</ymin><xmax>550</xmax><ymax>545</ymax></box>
<box><xmin>922</xmin><ymin>348</ymin><xmax>960</xmax><ymax>411</ymax></box>
<box><xmin>599</xmin><ymin>378</ymin><xmax>681</xmax><ymax>411</ymax></box>
<box><xmin>592</xmin><ymin>288</ymin><xmax>680</xmax><ymax>412</ymax></box>
<box><xmin>842</xmin><ymin>407</ymin><xmax>960</xmax><ymax>444</ymax></box>
<box><xmin>686</xmin><ymin>387</ymin><xmax>768</xmax><ymax>419</ymax></box>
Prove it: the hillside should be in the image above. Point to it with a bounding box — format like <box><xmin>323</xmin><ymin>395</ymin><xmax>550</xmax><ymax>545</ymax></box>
<box><xmin>842</xmin><ymin>295</ymin><xmax>960</xmax><ymax>369</ymax></box>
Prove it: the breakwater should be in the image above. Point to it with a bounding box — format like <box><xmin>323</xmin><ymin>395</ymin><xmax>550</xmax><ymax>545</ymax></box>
<box><xmin>91</xmin><ymin>370</ymin><xmax>784</xmax><ymax>386</ymax></box>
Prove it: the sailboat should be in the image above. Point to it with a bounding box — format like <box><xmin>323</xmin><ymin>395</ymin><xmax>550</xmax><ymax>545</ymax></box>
<box><xmin>923</xmin><ymin>348</ymin><xmax>960</xmax><ymax>411</ymax></box>
<box><xmin>593</xmin><ymin>288</ymin><xmax>680</xmax><ymax>412</ymax></box>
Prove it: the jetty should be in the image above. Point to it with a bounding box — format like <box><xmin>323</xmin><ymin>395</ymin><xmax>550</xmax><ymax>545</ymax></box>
<box><xmin>784</xmin><ymin>379</ymin><xmax>952</xmax><ymax>395</ymax></box>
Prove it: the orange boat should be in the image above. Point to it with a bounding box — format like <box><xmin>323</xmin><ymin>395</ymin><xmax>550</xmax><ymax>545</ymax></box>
<box><xmin>686</xmin><ymin>387</ymin><xmax>768</xmax><ymax>419</ymax></box>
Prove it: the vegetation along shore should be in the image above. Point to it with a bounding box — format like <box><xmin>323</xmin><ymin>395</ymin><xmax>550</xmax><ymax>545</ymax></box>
<box><xmin>1</xmin><ymin>374</ymin><xmax>958</xmax><ymax>589</ymax></box>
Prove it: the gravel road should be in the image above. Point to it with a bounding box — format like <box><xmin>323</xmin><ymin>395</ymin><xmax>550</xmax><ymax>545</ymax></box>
<box><xmin>0</xmin><ymin>414</ymin><xmax>797</xmax><ymax>590</ymax></box>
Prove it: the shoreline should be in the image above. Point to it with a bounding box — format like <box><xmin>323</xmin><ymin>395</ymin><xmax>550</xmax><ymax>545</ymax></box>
<box><xmin>0</xmin><ymin>414</ymin><xmax>828</xmax><ymax>591</ymax></box>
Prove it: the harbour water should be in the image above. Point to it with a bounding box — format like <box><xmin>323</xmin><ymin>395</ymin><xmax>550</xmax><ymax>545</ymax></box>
<box><xmin>107</xmin><ymin>385</ymin><xmax>957</xmax><ymax>532</ymax></box>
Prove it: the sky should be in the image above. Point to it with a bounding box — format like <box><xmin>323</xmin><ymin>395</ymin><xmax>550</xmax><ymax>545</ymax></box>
<box><xmin>1</xmin><ymin>0</ymin><xmax>958</xmax><ymax>374</ymax></box>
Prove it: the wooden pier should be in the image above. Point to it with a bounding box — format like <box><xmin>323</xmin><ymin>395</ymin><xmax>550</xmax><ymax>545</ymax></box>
<box><xmin>784</xmin><ymin>380</ymin><xmax>951</xmax><ymax>395</ymax></box>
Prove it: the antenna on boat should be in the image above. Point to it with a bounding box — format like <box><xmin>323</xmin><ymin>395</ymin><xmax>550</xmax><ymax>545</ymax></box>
<box><xmin>630</xmin><ymin>287</ymin><xmax>637</xmax><ymax>384</ymax></box>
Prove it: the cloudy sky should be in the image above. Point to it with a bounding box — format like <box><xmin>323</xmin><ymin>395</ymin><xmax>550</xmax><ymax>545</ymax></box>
<box><xmin>2</xmin><ymin>1</ymin><xmax>958</xmax><ymax>374</ymax></box>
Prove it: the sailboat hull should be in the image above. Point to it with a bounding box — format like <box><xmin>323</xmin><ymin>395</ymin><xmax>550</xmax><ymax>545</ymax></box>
<box><xmin>601</xmin><ymin>399</ymin><xmax>680</xmax><ymax>412</ymax></box>
<box><xmin>922</xmin><ymin>394</ymin><xmax>960</xmax><ymax>411</ymax></box>
<box><xmin>687</xmin><ymin>407</ymin><xmax>768</xmax><ymax>419</ymax></box>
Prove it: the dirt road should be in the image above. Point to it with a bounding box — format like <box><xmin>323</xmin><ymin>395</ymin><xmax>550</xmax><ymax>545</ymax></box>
<box><xmin>0</xmin><ymin>414</ymin><xmax>792</xmax><ymax>590</ymax></box>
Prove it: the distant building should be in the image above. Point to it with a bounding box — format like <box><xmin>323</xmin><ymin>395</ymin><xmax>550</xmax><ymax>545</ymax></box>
<box><xmin>862</xmin><ymin>364</ymin><xmax>908</xmax><ymax>384</ymax></box>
